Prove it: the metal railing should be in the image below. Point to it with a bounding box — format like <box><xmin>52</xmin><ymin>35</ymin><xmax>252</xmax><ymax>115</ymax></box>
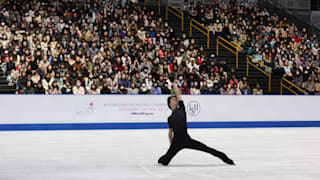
<box><xmin>246</xmin><ymin>56</ymin><xmax>272</xmax><ymax>92</ymax></box>
<box><xmin>280</xmin><ymin>77</ymin><xmax>308</xmax><ymax>95</ymax></box>
<box><xmin>216</xmin><ymin>36</ymin><xmax>239</xmax><ymax>69</ymax></box>
<box><xmin>155</xmin><ymin>0</ymin><xmax>308</xmax><ymax>95</ymax></box>
<box><xmin>166</xmin><ymin>3</ymin><xmax>184</xmax><ymax>31</ymax></box>
<box><xmin>157</xmin><ymin>0</ymin><xmax>160</xmax><ymax>15</ymax></box>
<box><xmin>189</xmin><ymin>18</ymin><xmax>210</xmax><ymax>48</ymax></box>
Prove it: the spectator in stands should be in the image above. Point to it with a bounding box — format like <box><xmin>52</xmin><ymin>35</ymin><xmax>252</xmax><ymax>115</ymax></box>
<box><xmin>213</xmin><ymin>19</ymin><xmax>223</xmax><ymax>37</ymax></box>
<box><xmin>253</xmin><ymin>82</ymin><xmax>263</xmax><ymax>95</ymax></box>
<box><xmin>73</xmin><ymin>80</ymin><xmax>85</xmax><ymax>95</ymax></box>
<box><xmin>53</xmin><ymin>72</ymin><xmax>64</xmax><ymax>89</ymax></box>
<box><xmin>34</xmin><ymin>83</ymin><xmax>46</xmax><ymax>94</ymax></box>
<box><xmin>220</xmin><ymin>83</ymin><xmax>229</xmax><ymax>95</ymax></box>
<box><xmin>238</xmin><ymin>76</ymin><xmax>248</xmax><ymax>90</ymax></box>
<box><xmin>229</xmin><ymin>74</ymin><xmax>239</xmax><ymax>88</ymax></box>
<box><xmin>241</xmin><ymin>82</ymin><xmax>252</xmax><ymax>95</ymax></box>
<box><xmin>303</xmin><ymin>76</ymin><xmax>315</xmax><ymax>95</ymax></box>
<box><xmin>229</xmin><ymin>83</ymin><xmax>241</xmax><ymax>95</ymax></box>
<box><xmin>145</xmin><ymin>75</ymin><xmax>153</xmax><ymax>91</ymax></box>
<box><xmin>17</xmin><ymin>71</ymin><xmax>28</xmax><ymax>91</ymax></box>
<box><xmin>221</xmin><ymin>23</ymin><xmax>231</xmax><ymax>40</ymax></box>
<box><xmin>219</xmin><ymin>75</ymin><xmax>228</xmax><ymax>88</ymax></box>
<box><xmin>293</xmin><ymin>70</ymin><xmax>304</xmax><ymax>87</ymax></box>
<box><xmin>161</xmin><ymin>82</ymin><xmax>171</xmax><ymax>94</ymax></box>
<box><xmin>190</xmin><ymin>81</ymin><xmax>201</xmax><ymax>94</ymax></box>
<box><xmin>132</xmin><ymin>72</ymin><xmax>143</xmax><ymax>90</ymax></box>
<box><xmin>139</xmin><ymin>83</ymin><xmax>149</xmax><ymax>94</ymax></box>
<box><xmin>107</xmin><ymin>73</ymin><xmax>119</xmax><ymax>94</ymax></box>
<box><xmin>128</xmin><ymin>82</ymin><xmax>139</xmax><ymax>94</ymax></box>
<box><xmin>31</xmin><ymin>71</ymin><xmax>41</xmax><ymax>85</ymax></box>
<box><xmin>61</xmin><ymin>81</ymin><xmax>73</xmax><ymax>94</ymax></box>
<box><xmin>100</xmin><ymin>84</ymin><xmax>111</xmax><ymax>94</ymax></box>
<box><xmin>88</xmin><ymin>84</ymin><xmax>100</xmax><ymax>95</ymax></box>
<box><xmin>42</xmin><ymin>74</ymin><xmax>53</xmax><ymax>94</ymax></box>
<box><xmin>181</xmin><ymin>81</ymin><xmax>190</xmax><ymax>94</ymax></box>
<box><xmin>200</xmin><ymin>81</ymin><xmax>210</xmax><ymax>94</ymax></box>
<box><xmin>49</xmin><ymin>81</ymin><xmax>61</xmax><ymax>95</ymax></box>
<box><xmin>96</xmin><ymin>75</ymin><xmax>106</xmax><ymax>90</ymax></box>
<box><xmin>84</xmin><ymin>72</ymin><xmax>94</xmax><ymax>91</ymax></box>
<box><xmin>211</xmin><ymin>83</ymin><xmax>221</xmax><ymax>94</ymax></box>
<box><xmin>282</xmin><ymin>61</ymin><xmax>293</xmax><ymax>79</ymax></box>
<box><xmin>23</xmin><ymin>81</ymin><xmax>35</xmax><ymax>94</ymax></box>
<box><xmin>6</xmin><ymin>52</ymin><xmax>15</xmax><ymax>74</ymax></box>
<box><xmin>314</xmin><ymin>76</ymin><xmax>320</xmax><ymax>95</ymax></box>
<box><xmin>152</xmin><ymin>82</ymin><xmax>162</xmax><ymax>95</ymax></box>
<box><xmin>118</xmin><ymin>73</ymin><xmax>130</xmax><ymax>88</ymax></box>
<box><xmin>0</xmin><ymin>59</ymin><xmax>6</xmax><ymax>76</ymax></box>
<box><xmin>7</xmin><ymin>69</ymin><xmax>18</xmax><ymax>87</ymax></box>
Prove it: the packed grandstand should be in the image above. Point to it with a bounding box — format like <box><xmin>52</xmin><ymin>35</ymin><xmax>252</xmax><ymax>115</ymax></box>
<box><xmin>0</xmin><ymin>0</ymin><xmax>319</xmax><ymax>95</ymax></box>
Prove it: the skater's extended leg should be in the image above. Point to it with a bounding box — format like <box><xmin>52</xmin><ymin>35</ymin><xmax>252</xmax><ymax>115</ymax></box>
<box><xmin>185</xmin><ymin>139</ymin><xmax>235</xmax><ymax>165</ymax></box>
<box><xmin>158</xmin><ymin>141</ymin><xmax>183</xmax><ymax>166</ymax></box>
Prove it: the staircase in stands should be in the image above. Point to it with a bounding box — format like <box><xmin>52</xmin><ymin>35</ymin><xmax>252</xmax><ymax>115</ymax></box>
<box><xmin>0</xmin><ymin>76</ymin><xmax>15</xmax><ymax>94</ymax></box>
<box><xmin>163</xmin><ymin>8</ymin><xmax>282</xmax><ymax>94</ymax></box>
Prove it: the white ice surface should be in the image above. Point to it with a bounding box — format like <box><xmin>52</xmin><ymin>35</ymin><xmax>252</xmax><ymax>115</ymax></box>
<box><xmin>0</xmin><ymin>128</ymin><xmax>319</xmax><ymax>180</ymax></box>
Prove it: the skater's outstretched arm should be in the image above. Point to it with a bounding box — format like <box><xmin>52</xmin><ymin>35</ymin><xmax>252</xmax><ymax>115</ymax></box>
<box><xmin>173</xmin><ymin>80</ymin><xmax>182</xmax><ymax>101</ymax></box>
<box><xmin>168</xmin><ymin>128</ymin><xmax>173</xmax><ymax>144</ymax></box>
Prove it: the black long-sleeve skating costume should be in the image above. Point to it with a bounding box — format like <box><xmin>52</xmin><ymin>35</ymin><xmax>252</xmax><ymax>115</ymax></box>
<box><xmin>158</xmin><ymin>101</ymin><xmax>234</xmax><ymax>166</ymax></box>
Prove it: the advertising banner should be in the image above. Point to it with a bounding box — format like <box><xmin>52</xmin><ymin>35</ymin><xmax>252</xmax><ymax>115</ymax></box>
<box><xmin>0</xmin><ymin>95</ymin><xmax>319</xmax><ymax>124</ymax></box>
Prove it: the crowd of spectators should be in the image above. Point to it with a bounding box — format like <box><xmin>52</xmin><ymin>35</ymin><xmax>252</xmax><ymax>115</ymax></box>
<box><xmin>0</xmin><ymin>0</ymin><xmax>263</xmax><ymax>95</ymax></box>
<box><xmin>184</xmin><ymin>0</ymin><xmax>320</xmax><ymax>94</ymax></box>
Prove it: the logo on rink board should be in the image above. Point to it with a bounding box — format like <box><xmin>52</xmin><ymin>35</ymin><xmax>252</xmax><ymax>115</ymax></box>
<box><xmin>187</xmin><ymin>101</ymin><xmax>201</xmax><ymax>116</ymax></box>
<box><xmin>75</xmin><ymin>102</ymin><xmax>95</xmax><ymax>116</ymax></box>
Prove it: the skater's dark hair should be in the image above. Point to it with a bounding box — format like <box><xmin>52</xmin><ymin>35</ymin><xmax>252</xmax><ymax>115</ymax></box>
<box><xmin>167</xmin><ymin>95</ymin><xmax>176</xmax><ymax>110</ymax></box>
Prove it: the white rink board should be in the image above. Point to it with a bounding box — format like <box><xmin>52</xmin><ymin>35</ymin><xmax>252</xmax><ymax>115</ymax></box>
<box><xmin>0</xmin><ymin>95</ymin><xmax>319</xmax><ymax>124</ymax></box>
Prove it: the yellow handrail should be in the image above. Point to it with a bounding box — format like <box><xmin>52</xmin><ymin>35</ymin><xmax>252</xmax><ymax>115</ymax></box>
<box><xmin>217</xmin><ymin>43</ymin><xmax>236</xmax><ymax>54</ymax></box>
<box><xmin>190</xmin><ymin>18</ymin><xmax>208</xmax><ymax>30</ymax></box>
<box><xmin>280</xmin><ymin>77</ymin><xmax>308</xmax><ymax>95</ymax></box>
<box><xmin>190</xmin><ymin>18</ymin><xmax>210</xmax><ymax>48</ymax></box>
<box><xmin>157</xmin><ymin>0</ymin><xmax>160</xmax><ymax>15</ymax></box>
<box><xmin>217</xmin><ymin>36</ymin><xmax>238</xmax><ymax>51</ymax></box>
<box><xmin>281</xmin><ymin>82</ymin><xmax>298</xmax><ymax>95</ymax></box>
<box><xmin>246</xmin><ymin>56</ymin><xmax>272</xmax><ymax>92</ymax></box>
<box><xmin>166</xmin><ymin>4</ymin><xmax>184</xmax><ymax>31</ymax></box>
<box><xmin>247</xmin><ymin>55</ymin><xmax>272</xmax><ymax>73</ymax></box>
<box><xmin>216</xmin><ymin>36</ymin><xmax>239</xmax><ymax>69</ymax></box>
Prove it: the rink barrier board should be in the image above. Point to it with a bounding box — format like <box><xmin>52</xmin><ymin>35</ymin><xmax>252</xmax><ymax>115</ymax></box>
<box><xmin>0</xmin><ymin>121</ymin><xmax>320</xmax><ymax>131</ymax></box>
<box><xmin>1</xmin><ymin>95</ymin><xmax>320</xmax><ymax>123</ymax></box>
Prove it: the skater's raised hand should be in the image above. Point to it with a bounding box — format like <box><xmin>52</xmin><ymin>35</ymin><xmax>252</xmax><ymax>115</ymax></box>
<box><xmin>173</xmin><ymin>80</ymin><xmax>182</xmax><ymax>101</ymax></box>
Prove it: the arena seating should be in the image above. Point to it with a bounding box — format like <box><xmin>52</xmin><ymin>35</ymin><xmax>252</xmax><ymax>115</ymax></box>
<box><xmin>2</xmin><ymin>0</ymin><xmax>318</xmax><ymax>95</ymax></box>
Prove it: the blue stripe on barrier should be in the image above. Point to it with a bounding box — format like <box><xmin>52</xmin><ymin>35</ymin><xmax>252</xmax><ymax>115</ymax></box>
<box><xmin>0</xmin><ymin>121</ymin><xmax>320</xmax><ymax>131</ymax></box>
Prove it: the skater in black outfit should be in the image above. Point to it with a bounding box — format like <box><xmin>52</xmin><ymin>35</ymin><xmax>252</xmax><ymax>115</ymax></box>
<box><xmin>158</xmin><ymin>80</ymin><xmax>235</xmax><ymax>166</ymax></box>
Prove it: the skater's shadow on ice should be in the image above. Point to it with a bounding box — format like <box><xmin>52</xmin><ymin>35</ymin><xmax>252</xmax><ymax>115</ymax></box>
<box><xmin>166</xmin><ymin>164</ymin><xmax>229</xmax><ymax>167</ymax></box>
